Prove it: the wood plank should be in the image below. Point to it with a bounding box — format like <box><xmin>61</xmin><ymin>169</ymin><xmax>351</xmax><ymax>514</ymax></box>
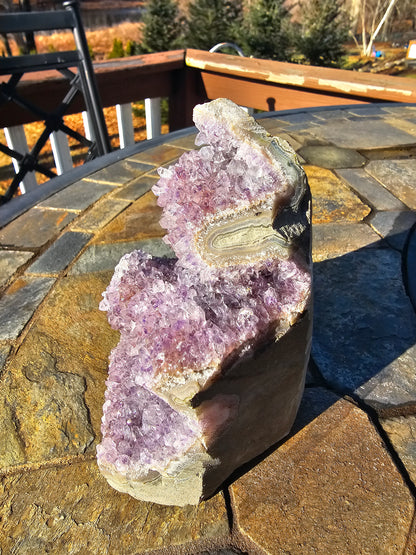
<box><xmin>186</xmin><ymin>49</ymin><xmax>416</xmax><ymax>104</ymax></box>
<box><xmin>0</xmin><ymin>51</ymin><xmax>186</xmax><ymax>126</ymax></box>
<box><xmin>0</xmin><ymin>50</ymin><xmax>185</xmax><ymax>85</ymax></box>
<box><xmin>0</xmin><ymin>71</ymin><xmax>173</xmax><ymax>126</ymax></box>
<box><xmin>2</xmin><ymin>47</ymin><xmax>414</xmax><ymax>131</ymax></box>
<box><xmin>199</xmin><ymin>71</ymin><xmax>369</xmax><ymax>112</ymax></box>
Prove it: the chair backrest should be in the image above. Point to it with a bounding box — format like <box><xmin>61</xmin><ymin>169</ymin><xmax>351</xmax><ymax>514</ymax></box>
<box><xmin>0</xmin><ymin>0</ymin><xmax>111</xmax><ymax>204</ymax></box>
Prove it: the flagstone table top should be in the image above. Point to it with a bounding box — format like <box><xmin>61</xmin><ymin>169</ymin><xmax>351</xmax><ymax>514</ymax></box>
<box><xmin>0</xmin><ymin>103</ymin><xmax>416</xmax><ymax>554</ymax></box>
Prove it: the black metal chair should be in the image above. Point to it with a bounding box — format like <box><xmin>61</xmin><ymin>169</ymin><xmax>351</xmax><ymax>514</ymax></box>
<box><xmin>0</xmin><ymin>0</ymin><xmax>111</xmax><ymax>204</ymax></box>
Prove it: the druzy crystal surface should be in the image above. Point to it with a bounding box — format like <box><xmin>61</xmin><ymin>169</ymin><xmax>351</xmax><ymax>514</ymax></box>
<box><xmin>97</xmin><ymin>99</ymin><xmax>312</xmax><ymax>506</ymax></box>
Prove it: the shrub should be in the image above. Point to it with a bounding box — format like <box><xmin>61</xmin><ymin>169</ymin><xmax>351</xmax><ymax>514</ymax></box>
<box><xmin>238</xmin><ymin>0</ymin><xmax>291</xmax><ymax>61</ymax></box>
<box><xmin>294</xmin><ymin>0</ymin><xmax>350</xmax><ymax>67</ymax></box>
<box><xmin>139</xmin><ymin>0</ymin><xmax>183</xmax><ymax>53</ymax></box>
<box><xmin>108</xmin><ymin>38</ymin><xmax>125</xmax><ymax>59</ymax></box>
<box><xmin>88</xmin><ymin>44</ymin><xmax>95</xmax><ymax>61</ymax></box>
<box><xmin>184</xmin><ymin>0</ymin><xmax>243</xmax><ymax>51</ymax></box>
<box><xmin>125</xmin><ymin>39</ymin><xmax>139</xmax><ymax>56</ymax></box>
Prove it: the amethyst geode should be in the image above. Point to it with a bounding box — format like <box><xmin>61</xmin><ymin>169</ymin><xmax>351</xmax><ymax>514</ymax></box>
<box><xmin>97</xmin><ymin>99</ymin><xmax>312</xmax><ymax>506</ymax></box>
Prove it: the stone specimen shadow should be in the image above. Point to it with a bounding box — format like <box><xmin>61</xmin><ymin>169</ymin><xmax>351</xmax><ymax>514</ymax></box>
<box><xmin>312</xmin><ymin>233</ymin><xmax>416</xmax><ymax>411</ymax></box>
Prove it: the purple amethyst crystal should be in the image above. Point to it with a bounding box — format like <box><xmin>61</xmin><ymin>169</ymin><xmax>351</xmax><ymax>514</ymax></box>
<box><xmin>97</xmin><ymin>99</ymin><xmax>312</xmax><ymax>506</ymax></box>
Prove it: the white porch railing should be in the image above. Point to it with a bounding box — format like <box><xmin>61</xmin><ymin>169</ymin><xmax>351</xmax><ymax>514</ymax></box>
<box><xmin>3</xmin><ymin>97</ymin><xmax>162</xmax><ymax>193</ymax></box>
<box><xmin>144</xmin><ymin>97</ymin><xmax>162</xmax><ymax>140</ymax></box>
<box><xmin>115</xmin><ymin>103</ymin><xmax>135</xmax><ymax>148</ymax></box>
<box><xmin>3</xmin><ymin>126</ymin><xmax>38</xmax><ymax>193</ymax></box>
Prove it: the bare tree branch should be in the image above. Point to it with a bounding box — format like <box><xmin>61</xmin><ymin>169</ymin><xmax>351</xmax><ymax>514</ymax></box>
<box><xmin>365</xmin><ymin>0</ymin><xmax>399</xmax><ymax>55</ymax></box>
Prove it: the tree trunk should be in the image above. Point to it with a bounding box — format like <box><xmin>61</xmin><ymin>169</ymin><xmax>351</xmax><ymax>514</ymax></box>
<box><xmin>364</xmin><ymin>0</ymin><xmax>399</xmax><ymax>56</ymax></box>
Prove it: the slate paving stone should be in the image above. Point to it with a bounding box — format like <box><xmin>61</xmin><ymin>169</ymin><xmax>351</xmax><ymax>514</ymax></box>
<box><xmin>256</xmin><ymin>117</ymin><xmax>291</xmax><ymax>130</ymax></box>
<box><xmin>369</xmin><ymin>210</ymin><xmax>416</xmax><ymax>251</ymax></box>
<box><xmin>130</xmin><ymin>144</ymin><xmax>187</xmax><ymax>166</ymax></box>
<box><xmin>0</xmin><ymin>273</ymin><xmax>119</xmax><ymax>468</ymax></box>
<box><xmin>0</xmin><ymin>276</ymin><xmax>55</xmax><ymax>341</ymax></box>
<box><xmin>299</xmin><ymin>145</ymin><xmax>366</xmax><ymax>169</ymax></box>
<box><xmin>198</xmin><ymin>550</ymin><xmax>244</xmax><ymax>554</ymax></box>
<box><xmin>282</xmin><ymin>121</ymin><xmax>321</xmax><ymax>132</ymax></box>
<box><xmin>0</xmin><ymin>339</ymin><xmax>95</xmax><ymax>468</ymax></box>
<box><xmin>365</xmin><ymin>159</ymin><xmax>416</xmax><ymax>210</ymax></box>
<box><xmin>0</xmin><ymin>250</ymin><xmax>33</xmax><ymax>288</ymax></box>
<box><xmin>92</xmin><ymin>191</ymin><xmax>165</xmax><ymax>245</ymax></box>
<box><xmin>359</xmin><ymin>145</ymin><xmax>416</xmax><ymax>161</ymax></box>
<box><xmin>283</xmin><ymin>130</ymin><xmax>326</xmax><ymax>148</ymax></box>
<box><xmin>305</xmin><ymin>166</ymin><xmax>371</xmax><ymax>224</ymax></box>
<box><xmin>312</xmin><ymin>248</ymin><xmax>416</xmax><ymax>410</ymax></box>
<box><xmin>38</xmin><ymin>181</ymin><xmax>115</xmax><ymax>211</ymax></box>
<box><xmin>83</xmin><ymin>158</ymin><xmax>154</xmax><ymax>185</ymax></box>
<box><xmin>312</xmin><ymin>222</ymin><xmax>380</xmax><ymax>261</ymax></box>
<box><xmin>357</xmin><ymin>343</ymin><xmax>416</xmax><ymax>413</ymax></box>
<box><xmin>27</xmin><ymin>231</ymin><xmax>92</xmax><ymax>275</ymax></box>
<box><xmin>311</xmin><ymin>108</ymin><xmax>349</xmax><ymax>120</ymax></box>
<box><xmin>274</xmin><ymin>112</ymin><xmax>321</xmax><ymax>126</ymax></box>
<box><xmin>71</xmin><ymin>198</ymin><xmax>130</xmax><ymax>232</ymax></box>
<box><xmin>0</xmin><ymin>460</ymin><xmax>229</xmax><ymax>554</ymax></box>
<box><xmin>404</xmin><ymin>223</ymin><xmax>416</xmax><ymax>310</ymax></box>
<box><xmin>385</xmin><ymin>117</ymin><xmax>416</xmax><ymax>138</ymax></box>
<box><xmin>0</xmin><ymin>207</ymin><xmax>76</xmax><ymax>249</ymax></box>
<box><xmin>335</xmin><ymin>168</ymin><xmax>406</xmax><ymax>211</ymax></box>
<box><xmin>165</xmin><ymin>132</ymin><xmax>198</xmax><ymax>150</ymax></box>
<box><xmin>111</xmin><ymin>175</ymin><xmax>158</xmax><ymax>201</ymax></box>
<box><xmin>231</xmin><ymin>392</ymin><xmax>414</xmax><ymax>554</ymax></box>
<box><xmin>382</xmin><ymin>105</ymin><xmax>416</xmax><ymax>117</ymax></box>
<box><xmin>347</xmin><ymin>115</ymin><xmax>383</xmax><ymax>123</ymax></box>
<box><xmin>2</xmin><ymin>105</ymin><xmax>416</xmax><ymax>555</ymax></box>
<box><xmin>291</xmin><ymin>386</ymin><xmax>340</xmax><ymax>434</ymax></box>
<box><xmin>0</xmin><ymin>344</ymin><xmax>10</xmax><ymax>371</ymax></box>
<box><xmin>381</xmin><ymin>415</ymin><xmax>416</xmax><ymax>484</ymax></box>
<box><xmin>307</xmin><ymin>119</ymin><xmax>416</xmax><ymax>149</ymax></box>
<box><xmin>69</xmin><ymin>238</ymin><xmax>175</xmax><ymax>275</ymax></box>
<box><xmin>346</xmin><ymin>106</ymin><xmax>386</xmax><ymax>116</ymax></box>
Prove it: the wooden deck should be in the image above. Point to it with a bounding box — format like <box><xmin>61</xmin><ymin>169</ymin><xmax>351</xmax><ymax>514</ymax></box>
<box><xmin>2</xmin><ymin>49</ymin><xmax>416</xmax><ymax>130</ymax></box>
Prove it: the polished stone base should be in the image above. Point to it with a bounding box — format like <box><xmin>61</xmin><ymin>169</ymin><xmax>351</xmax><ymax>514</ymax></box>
<box><xmin>100</xmin><ymin>310</ymin><xmax>312</xmax><ymax>506</ymax></box>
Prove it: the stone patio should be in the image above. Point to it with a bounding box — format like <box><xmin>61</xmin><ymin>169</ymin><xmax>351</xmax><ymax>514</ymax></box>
<box><xmin>0</xmin><ymin>103</ymin><xmax>415</xmax><ymax>554</ymax></box>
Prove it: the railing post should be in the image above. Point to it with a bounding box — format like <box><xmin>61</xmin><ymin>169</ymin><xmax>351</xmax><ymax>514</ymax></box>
<box><xmin>169</xmin><ymin>67</ymin><xmax>206</xmax><ymax>132</ymax></box>
<box><xmin>116</xmin><ymin>103</ymin><xmax>135</xmax><ymax>148</ymax></box>
<box><xmin>4</xmin><ymin>125</ymin><xmax>37</xmax><ymax>193</ymax></box>
<box><xmin>50</xmin><ymin>130</ymin><xmax>73</xmax><ymax>174</ymax></box>
<box><xmin>82</xmin><ymin>111</ymin><xmax>93</xmax><ymax>140</ymax></box>
<box><xmin>145</xmin><ymin>97</ymin><xmax>161</xmax><ymax>140</ymax></box>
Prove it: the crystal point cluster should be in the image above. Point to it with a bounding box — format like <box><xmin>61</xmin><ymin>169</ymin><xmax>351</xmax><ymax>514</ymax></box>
<box><xmin>97</xmin><ymin>99</ymin><xmax>312</xmax><ymax>506</ymax></box>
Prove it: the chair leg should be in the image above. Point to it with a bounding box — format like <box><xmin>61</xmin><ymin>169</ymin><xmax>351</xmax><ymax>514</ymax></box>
<box><xmin>65</xmin><ymin>0</ymin><xmax>111</xmax><ymax>155</ymax></box>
